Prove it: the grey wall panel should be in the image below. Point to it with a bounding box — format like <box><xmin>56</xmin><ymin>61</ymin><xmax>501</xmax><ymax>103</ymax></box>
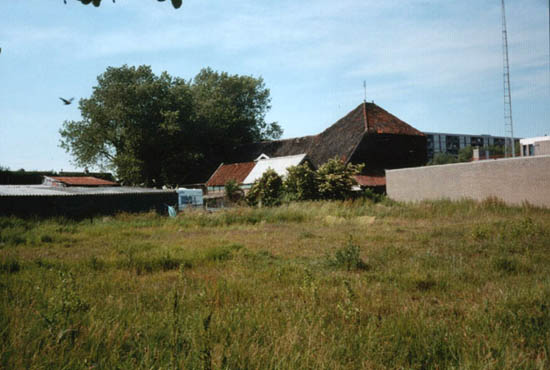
<box><xmin>387</xmin><ymin>156</ymin><xmax>550</xmax><ymax>207</ymax></box>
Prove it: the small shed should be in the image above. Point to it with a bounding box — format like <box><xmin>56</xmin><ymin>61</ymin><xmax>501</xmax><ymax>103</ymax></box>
<box><xmin>0</xmin><ymin>185</ymin><xmax>176</xmax><ymax>218</ymax></box>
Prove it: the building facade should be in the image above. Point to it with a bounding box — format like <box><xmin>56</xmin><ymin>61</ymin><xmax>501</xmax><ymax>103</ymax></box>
<box><xmin>520</xmin><ymin>136</ymin><xmax>550</xmax><ymax>157</ymax></box>
<box><xmin>424</xmin><ymin>132</ymin><xmax>519</xmax><ymax>160</ymax></box>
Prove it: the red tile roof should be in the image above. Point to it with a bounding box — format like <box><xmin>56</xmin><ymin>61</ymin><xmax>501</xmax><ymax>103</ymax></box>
<box><xmin>231</xmin><ymin>102</ymin><xmax>425</xmax><ymax>168</ymax></box>
<box><xmin>49</xmin><ymin>176</ymin><xmax>119</xmax><ymax>186</ymax></box>
<box><xmin>206</xmin><ymin>162</ymin><xmax>256</xmax><ymax>187</ymax></box>
<box><xmin>354</xmin><ymin>175</ymin><xmax>386</xmax><ymax>187</ymax></box>
<box><xmin>363</xmin><ymin>103</ymin><xmax>424</xmax><ymax>136</ymax></box>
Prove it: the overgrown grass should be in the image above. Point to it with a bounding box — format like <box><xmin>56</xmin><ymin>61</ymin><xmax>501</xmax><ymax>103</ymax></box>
<box><xmin>1</xmin><ymin>199</ymin><xmax>550</xmax><ymax>369</ymax></box>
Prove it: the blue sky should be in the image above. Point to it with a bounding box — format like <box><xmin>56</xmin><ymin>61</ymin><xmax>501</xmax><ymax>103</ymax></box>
<box><xmin>1</xmin><ymin>0</ymin><xmax>549</xmax><ymax>171</ymax></box>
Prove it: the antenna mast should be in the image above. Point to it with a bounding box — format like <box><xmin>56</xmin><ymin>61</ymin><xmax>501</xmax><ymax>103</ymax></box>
<box><xmin>501</xmin><ymin>0</ymin><xmax>515</xmax><ymax>157</ymax></box>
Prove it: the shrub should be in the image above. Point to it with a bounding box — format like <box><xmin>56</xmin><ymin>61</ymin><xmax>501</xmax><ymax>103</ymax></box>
<box><xmin>458</xmin><ymin>145</ymin><xmax>473</xmax><ymax>162</ymax></box>
<box><xmin>246</xmin><ymin>169</ymin><xmax>283</xmax><ymax>207</ymax></box>
<box><xmin>224</xmin><ymin>179</ymin><xmax>244</xmax><ymax>203</ymax></box>
<box><xmin>316</xmin><ymin>158</ymin><xmax>363</xmax><ymax>200</ymax></box>
<box><xmin>283</xmin><ymin>162</ymin><xmax>318</xmax><ymax>201</ymax></box>
<box><xmin>330</xmin><ymin>236</ymin><xmax>369</xmax><ymax>271</ymax></box>
<box><xmin>428</xmin><ymin>153</ymin><xmax>458</xmax><ymax>165</ymax></box>
<box><xmin>362</xmin><ymin>188</ymin><xmax>385</xmax><ymax>203</ymax></box>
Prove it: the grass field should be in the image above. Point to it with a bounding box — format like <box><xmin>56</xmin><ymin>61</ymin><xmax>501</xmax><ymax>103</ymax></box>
<box><xmin>1</xmin><ymin>199</ymin><xmax>550</xmax><ymax>369</ymax></box>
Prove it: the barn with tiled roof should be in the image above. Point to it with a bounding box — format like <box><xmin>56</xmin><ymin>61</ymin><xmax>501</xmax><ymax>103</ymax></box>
<box><xmin>230</xmin><ymin>102</ymin><xmax>427</xmax><ymax>177</ymax></box>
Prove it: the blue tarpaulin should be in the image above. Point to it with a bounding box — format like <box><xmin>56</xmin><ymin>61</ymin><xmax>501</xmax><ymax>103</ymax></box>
<box><xmin>167</xmin><ymin>205</ymin><xmax>177</xmax><ymax>218</ymax></box>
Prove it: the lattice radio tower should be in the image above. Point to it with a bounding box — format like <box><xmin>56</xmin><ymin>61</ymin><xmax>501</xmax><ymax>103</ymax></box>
<box><xmin>501</xmin><ymin>0</ymin><xmax>515</xmax><ymax>157</ymax></box>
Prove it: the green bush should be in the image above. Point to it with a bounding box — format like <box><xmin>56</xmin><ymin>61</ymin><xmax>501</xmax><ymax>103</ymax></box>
<box><xmin>330</xmin><ymin>236</ymin><xmax>369</xmax><ymax>271</ymax></box>
<box><xmin>316</xmin><ymin>158</ymin><xmax>363</xmax><ymax>200</ymax></box>
<box><xmin>428</xmin><ymin>152</ymin><xmax>458</xmax><ymax>165</ymax></box>
<box><xmin>283</xmin><ymin>162</ymin><xmax>318</xmax><ymax>201</ymax></box>
<box><xmin>458</xmin><ymin>145</ymin><xmax>473</xmax><ymax>162</ymax></box>
<box><xmin>361</xmin><ymin>188</ymin><xmax>385</xmax><ymax>203</ymax></box>
<box><xmin>224</xmin><ymin>179</ymin><xmax>244</xmax><ymax>203</ymax></box>
<box><xmin>246</xmin><ymin>169</ymin><xmax>283</xmax><ymax>207</ymax></box>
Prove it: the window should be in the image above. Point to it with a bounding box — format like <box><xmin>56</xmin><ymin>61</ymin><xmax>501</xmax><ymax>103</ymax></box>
<box><xmin>445</xmin><ymin>136</ymin><xmax>460</xmax><ymax>155</ymax></box>
<box><xmin>494</xmin><ymin>138</ymin><xmax>505</xmax><ymax>147</ymax></box>
<box><xmin>471</xmin><ymin>137</ymin><xmax>484</xmax><ymax>147</ymax></box>
<box><xmin>426</xmin><ymin>135</ymin><xmax>434</xmax><ymax>158</ymax></box>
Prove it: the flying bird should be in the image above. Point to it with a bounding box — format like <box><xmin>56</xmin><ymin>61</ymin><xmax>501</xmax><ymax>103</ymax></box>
<box><xmin>59</xmin><ymin>97</ymin><xmax>74</xmax><ymax>105</ymax></box>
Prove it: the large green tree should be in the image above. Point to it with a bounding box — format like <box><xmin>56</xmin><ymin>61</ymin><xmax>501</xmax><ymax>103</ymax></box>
<box><xmin>60</xmin><ymin>65</ymin><xmax>281</xmax><ymax>186</ymax></box>
<box><xmin>190</xmin><ymin>68</ymin><xmax>282</xmax><ymax>174</ymax></box>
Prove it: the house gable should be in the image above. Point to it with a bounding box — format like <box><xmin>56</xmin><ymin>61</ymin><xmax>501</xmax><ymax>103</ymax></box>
<box><xmin>243</xmin><ymin>154</ymin><xmax>307</xmax><ymax>184</ymax></box>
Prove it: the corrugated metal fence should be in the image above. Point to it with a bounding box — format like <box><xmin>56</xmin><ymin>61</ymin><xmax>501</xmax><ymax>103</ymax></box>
<box><xmin>0</xmin><ymin>192</ymin><xmax>177</xmax><ymax>218</ymax></box>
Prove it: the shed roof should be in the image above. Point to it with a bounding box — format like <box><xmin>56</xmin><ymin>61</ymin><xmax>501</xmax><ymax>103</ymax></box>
<box><xmin>206</xmin><ymin>162</ymin><xmax>256</xmax><ymax>187</ymax></box>
<box><xmin>47</xmin><ymin>176</ymin><xmax>119</xmax><ymax>187</ymax></box>
<box><xmin>0</xmin><ymin>185</ymin><xmax>173</xmax><ymax>197</ymax></box>
<box><xmin>243</xmin><ymin>154</ymin><xmax>307</xmax><ymax>184</ymax></box>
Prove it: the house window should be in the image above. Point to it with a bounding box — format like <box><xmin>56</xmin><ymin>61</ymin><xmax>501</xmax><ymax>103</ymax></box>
<box><xmin>529</xmin><ymin>144</ymin><xmax>535</xmax><ymax>156</ymax></box>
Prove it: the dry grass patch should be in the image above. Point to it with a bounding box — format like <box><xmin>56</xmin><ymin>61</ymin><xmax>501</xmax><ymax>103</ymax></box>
<box><xmin>1</xmin><ymin>199</ymin><xmax>550</xmax><ymax>368</ymax></box>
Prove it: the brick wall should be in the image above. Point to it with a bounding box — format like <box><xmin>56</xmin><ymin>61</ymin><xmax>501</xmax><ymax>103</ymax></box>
<box><xmin>386</xmin><ymin>155</ymin><xmax>550</xmax><ymax>208</ymax></box>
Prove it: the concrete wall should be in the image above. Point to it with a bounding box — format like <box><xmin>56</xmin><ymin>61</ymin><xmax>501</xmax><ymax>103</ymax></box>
<box><xmin>537</xmin><ymin>141</ymin><xmax>550</xmax><ymax>156</ymax></box>
<box><xmin>386</xmin><ymin>155</ymin><xmax>550</xmax><ymax>208</ymax></box>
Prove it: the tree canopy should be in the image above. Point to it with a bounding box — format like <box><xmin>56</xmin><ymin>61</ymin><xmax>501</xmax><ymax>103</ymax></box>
<box><xmin>60</xmin><ymin>65</ymin><xmax>281</xmax><ymax>186</ymax></box>
<box><xmin>69</xmin><ymin>0</ymin><xmax>183</xmax><ymax>9</ymax></box>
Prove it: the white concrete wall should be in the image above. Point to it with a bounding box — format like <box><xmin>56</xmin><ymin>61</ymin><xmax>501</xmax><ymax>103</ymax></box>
<box><xmin>386</xmin><ymin>155</ymin><xmax>550</xmax><ymax>208</ymax></box>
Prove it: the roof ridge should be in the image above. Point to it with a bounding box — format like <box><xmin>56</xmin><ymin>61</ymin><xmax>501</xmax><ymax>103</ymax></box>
<box><xmin>363</xmin><ymin>101</ymin><xmax>369</xmax><ymax>132</ymax></box>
